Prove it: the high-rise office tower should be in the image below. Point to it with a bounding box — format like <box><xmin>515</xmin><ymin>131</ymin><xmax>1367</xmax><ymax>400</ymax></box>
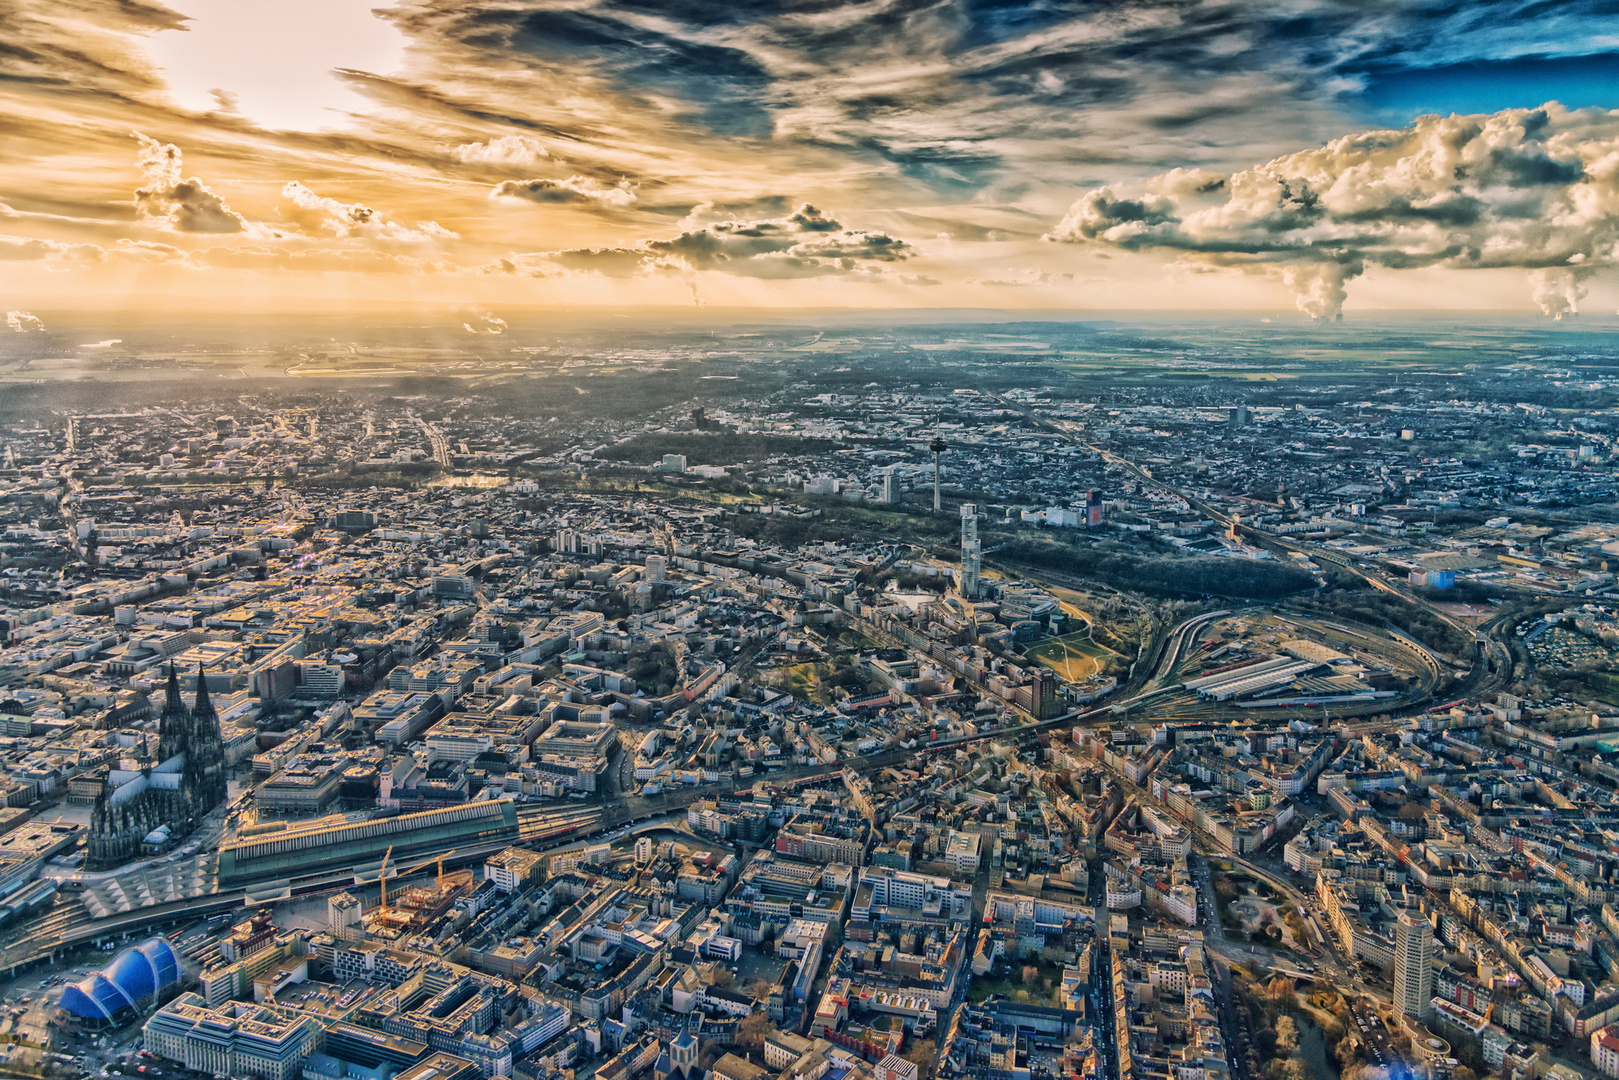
<box><xmin>1395</xmin><ymin>909</ymin><xmax>1434</xmax><ymax>1021</ymax></box>
<box><xmin>1085</xmin><ymin>489</ymin><xmax>1103</xmax><ymax>528</ymax></box>
<box><xmin>960</xmin><ymin>503</ymin><xmax>981</xmax><ymax>600</ymax></box>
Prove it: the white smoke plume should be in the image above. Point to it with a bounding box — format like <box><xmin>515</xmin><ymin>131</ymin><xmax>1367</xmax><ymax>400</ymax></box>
<box><xmin>1046</xmin><ymin>104</ymin><xmax>1619</xmax><ymax>319</ymax></box>
<box><xmin>462</xmin><ymin>310</ymin><xmax>508</xmax><ymax>333</ymax></box>
<box><xmin>1527</xmin><ymin>267</ymin><xmax>1587</xmax><ymax>319</ymax></box>
<box><xmin>6</xmin><ymin>311</ymin><xmax>45</xmax><ymax>332</ymax></box>
<box><xmin>1281</xmin><ymin>262</ymin><xmax>1355</xmax><ymax>321</ymax></box>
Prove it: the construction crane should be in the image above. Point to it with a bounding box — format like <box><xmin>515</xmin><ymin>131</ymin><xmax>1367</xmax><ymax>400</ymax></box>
<box><xmin>434</xmin><ymin>849</ymin><xmax>459</xmax><ymax>890</ymax></box>
<box><xmin>376</xmin><ymin>845</ymin><xmax>394</xmax><ymax>915</ymax></box>
<box><xmin>374</xmin><ymin>847</ymin><xmax>463</xmax><ymax>913</ymax></box>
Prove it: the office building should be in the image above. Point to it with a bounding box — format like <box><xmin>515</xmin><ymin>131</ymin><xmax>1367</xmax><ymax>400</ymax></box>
<box><xmin>1395</xmin><ymin>909</ymin><xmax>1434</xmax><ymax>1021</ymax></box>
<box><xmin>143</xmin><ymin>993</ymin><xmax>322</xmax><ymax>1080</ymax></box>
<box><xmin>1085</xmin><ymin>489</ymin><xmax>1103</xmax><ymax>528</ymax></box>
<box><xmin>960</xmin><ymin>504</ymin><xmax>981</xmax><ymax>601</ymax></box>
<box><xmin>485</xmin><ymin>846</ymin><xmax>546</xmax><ymax>894</ymax></box>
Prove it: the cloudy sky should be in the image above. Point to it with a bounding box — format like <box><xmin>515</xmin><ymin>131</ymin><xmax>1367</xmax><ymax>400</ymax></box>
<box><xmin>3</xmin><ymin>0</ymin><xmax>1618</xmax><ymax>317</ymax></box>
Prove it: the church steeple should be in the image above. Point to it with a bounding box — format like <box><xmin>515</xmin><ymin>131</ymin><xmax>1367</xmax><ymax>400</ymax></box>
<box><xmin>157</xmin><ymin>663</ymin><xmax>188</xmax><ymax>762</ymax></box>
<box><xmin>192</xmin><ymin>664</ymin><xmax>214</xmax><ymax>722</ymax></box>
<box><xmin>670</xmin><ymin>1023</ymin><xmax>697</xmax><ymax>1079</ymax></box>
<box><xmin>184</xmin><ymin>664</ymin><xmax>227</xmax><ymax>815</ymax></box>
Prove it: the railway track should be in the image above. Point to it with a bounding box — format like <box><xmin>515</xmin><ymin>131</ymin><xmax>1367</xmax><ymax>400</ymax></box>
<box><xmin>0</xmin><ymin>806</ymin><xmax>611</xmax><ymax>975</ymax></box>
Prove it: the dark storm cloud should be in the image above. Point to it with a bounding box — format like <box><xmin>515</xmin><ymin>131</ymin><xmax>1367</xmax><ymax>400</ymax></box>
<box><xmin>491</xmin><ymin>177</ymin><xmax>637</xmax><ymax>208</ymax></box>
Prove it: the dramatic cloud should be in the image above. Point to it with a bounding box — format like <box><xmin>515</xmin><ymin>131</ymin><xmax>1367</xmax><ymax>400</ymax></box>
<box><xmin>452</xmin><ymin>135</ymin><xmax>548</xmax><ymax>166</ymax></box>
<box><xmin>0</xmin><ymin>235</ymin><xmax>56</xmax><ymax>261</ymax></box>
<box><xmin>280</xmin><ymin>182</ymin><xmax>457</xmax><ymax>242</ymax></box>
<box><xmin>132</xmin><ymin>133</ymin><xmax>248</xmax><ymax>234</ymax></box>
<box><xmin>376</xmin><ymin>0</ymin><xmax>1619</xmax><ymax>217</ymax></box>
<box><xmin>1047</xmin><ymin>105</ymin><xmax>1619</xmax><ymax>318</ymax></box>
<box><xmin>491</xmin><ymin>177</ymin><xmax>637</xmax><ymax>208</ymax></box>
<box><xmin>7</xmin><ymin>0</ymin><xmax>1619</xmax><ymax>311</ymax></box>
<box><xmin>505</xmin><ymin>204</ymin><xmax>919</xmax><ymax>280</ymax></box>
<box><xmin>6</xmin><ymin>311</ymin><xmax>45</xmax><ymax>333</ymax></box>
<box><xmin>642</xmin><ymin>204</ymin><xmax>916</xmax><ymax>279</ymax></box>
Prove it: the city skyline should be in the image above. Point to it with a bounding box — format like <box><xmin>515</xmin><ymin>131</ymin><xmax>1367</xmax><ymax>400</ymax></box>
<box><xmin>4</xmin><ymin>7</ymin><xmax>1619</xmax><ymax>1080</ymax></box>
<box><xmin>4</xmin><ymin>0</ymin><xmax>1619</xmax><ymax>318</ymax></box>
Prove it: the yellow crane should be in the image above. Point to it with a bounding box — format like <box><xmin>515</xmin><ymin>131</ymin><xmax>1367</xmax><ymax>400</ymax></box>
<box><xmin>376</xmin><ymin>845</ymin><xmax>394</xmax><ymax>914</ymax></box>
<box><xmin>434</xmin><ymin>849</ymin><xmax>459</xmax><ymax>890</ymax></box>
<box><xmin>374</xmin><ymin>847</ymin><xmax>460</xmax><ymax>914</ymax></box>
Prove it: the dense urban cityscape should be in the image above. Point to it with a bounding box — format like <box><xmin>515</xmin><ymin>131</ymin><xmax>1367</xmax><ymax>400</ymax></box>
<box><xmin>0</xmin><ymin>311</ymin><xmax>1613</xmax><ymax>1080</ymax></box>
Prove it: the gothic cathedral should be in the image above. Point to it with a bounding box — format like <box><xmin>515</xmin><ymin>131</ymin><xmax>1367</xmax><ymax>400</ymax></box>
<box><xmin>86</xmin><ymin>665</ymin><xmax>229</xmax><ymax>870</ymax></box>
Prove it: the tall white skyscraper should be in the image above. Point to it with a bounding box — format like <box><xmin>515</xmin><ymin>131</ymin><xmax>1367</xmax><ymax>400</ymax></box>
<box><xmin>1395</xmin><ymin>909</ymin><xmax>1434</xmax><ymax>1021</ymax></box>
<box><xmin>960</xmin><ymin>503</ymin><xmax>981</xmax><ymax>600</ymax></box>
<box><xmin>880</xmin><ymin>467</ymin><xmax>898</xmax><ymax>505</ymax></box>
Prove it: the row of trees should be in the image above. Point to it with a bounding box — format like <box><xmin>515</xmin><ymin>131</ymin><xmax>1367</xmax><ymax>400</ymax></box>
<box><xmin>1300</xmin><ymin>588</ymin><xmax>1475</xmax><ymax>657</ymax></box>
<box><xmin>996</xmin><ymin>537</ymin><xmax>1317</xmax><ymax>600</ymax></box>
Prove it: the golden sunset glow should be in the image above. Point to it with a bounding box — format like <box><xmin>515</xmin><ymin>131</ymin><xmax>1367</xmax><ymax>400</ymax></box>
<box><xmin>3</xmin><ymin>0</ymin><xmax>1617</xmax><ymax>315</ymax></box>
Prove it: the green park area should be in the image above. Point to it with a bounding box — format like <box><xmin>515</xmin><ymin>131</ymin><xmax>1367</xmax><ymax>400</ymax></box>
<box><xmin>1025</xmin><ymin>627</ymin><xmax>1117</xmax><ymax>682</ymax></box>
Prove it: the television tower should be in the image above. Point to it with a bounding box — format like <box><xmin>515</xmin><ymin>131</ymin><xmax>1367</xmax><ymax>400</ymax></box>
<box><xmin>930</xmin><ymin>432</ymin><xmax>947</xmax><ymax>513</ymax></box>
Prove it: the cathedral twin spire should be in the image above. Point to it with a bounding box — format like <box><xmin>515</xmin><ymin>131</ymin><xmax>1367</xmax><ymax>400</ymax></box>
<box><xmin>88</xmin><ymin>663</ymin><xmax>228</xmax><ymax>870</ymax></box>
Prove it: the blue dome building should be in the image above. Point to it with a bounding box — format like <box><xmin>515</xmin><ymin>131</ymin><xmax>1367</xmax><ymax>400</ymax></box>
<box><xmin>59</xmin><ymin>937</ymin><xmax>182</xmax><ymax>1021</ymax></box>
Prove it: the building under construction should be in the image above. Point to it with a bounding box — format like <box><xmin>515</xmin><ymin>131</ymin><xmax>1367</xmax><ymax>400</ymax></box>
<box><xmin>364</xmin><ymin>852</ymin><xmax>477</xmax><ymax>939</ymax></box>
